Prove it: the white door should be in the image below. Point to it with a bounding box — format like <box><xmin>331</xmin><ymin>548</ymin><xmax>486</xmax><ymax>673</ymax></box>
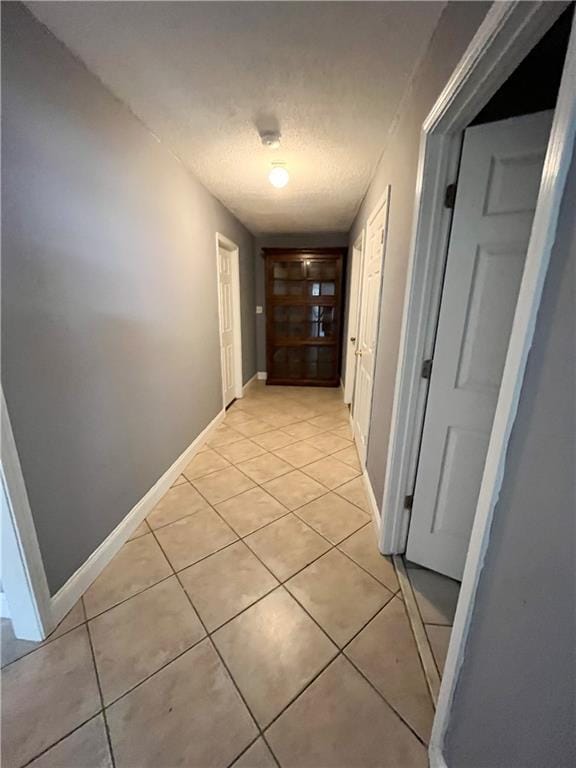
<box><xmin>352</xmin><ymin>188</ymin><xmax>390</xmax><ymax>465</ymax></box>
<box><xmin>343</xmin><ymin>233</ymin><xmax>365</xmax><ymax>405</ymax></box>
<box><xmin>217</xmin><ymin>244</ymin><xmax>236</xmax><ymax>407</ymax></box>
<box><xmin>406</xmin><ymin>111</ymin><xmax>552</xmax><ymax>580</ymax></box>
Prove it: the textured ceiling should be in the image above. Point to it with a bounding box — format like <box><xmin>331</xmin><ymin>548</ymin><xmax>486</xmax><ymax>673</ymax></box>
<box><xmin>28</xmin><ymin>2</ymin><xmax>445</xmax><ymax>234</ymax></box>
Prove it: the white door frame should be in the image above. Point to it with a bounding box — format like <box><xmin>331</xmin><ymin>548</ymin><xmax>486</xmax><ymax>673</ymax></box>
<box><xmin>372</xmin><ymin>2</ymin><xmax>575</xmax><ymax>765</ymax></box>
<box><xmin>215</xmin><ymin>233</ymin><xmax>243</xmax><ymax>405</ymax></box>
<box><xmin>1</xmin><ymin>390</ymin><xmax>52</xmax><ymax>640</ymax></box>
<box><xmin>343</xmin><ymin>230</ymin><xmax>365</xmax><ymax>405</ymax></box>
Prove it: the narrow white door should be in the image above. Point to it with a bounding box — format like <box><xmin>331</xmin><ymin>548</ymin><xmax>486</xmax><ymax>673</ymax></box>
<box><xmin>406</xmin><ymin>111</ymin><xmax>552</xmax><ymax>580</ymax></box>
<box><xmin>217</xmin><ymin>245</ymin><xmax>236</xmax><ymax>407</ymax></box>
<box><xmin>343</xmin><ymin>233</ymin><xmax>365</xmax><ymax>405</ymax></box>
<box><xmin>352</xmin><ymin>188</ymin><xmax>390</xmax><ymax>465</ymax></box>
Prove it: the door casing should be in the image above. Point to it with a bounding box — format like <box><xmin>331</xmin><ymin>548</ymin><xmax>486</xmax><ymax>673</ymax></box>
<box><xmin>370</xmin><ymin>2</ymin><xmax>576</xmax><ymax>765</ymax></box>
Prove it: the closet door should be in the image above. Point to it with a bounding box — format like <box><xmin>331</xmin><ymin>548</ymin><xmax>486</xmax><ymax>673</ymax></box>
<box><xmin>264</xmin><ymin>249</ymin><xmax>344</xmax><ymax>386</ymax></box>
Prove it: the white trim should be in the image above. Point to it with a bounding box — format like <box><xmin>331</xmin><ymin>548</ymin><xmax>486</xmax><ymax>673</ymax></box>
<box><xmin>381</xmin><ymin>0</ymin><xmax>568</xmax><ymax>556</ymax></box>
<box><xmin>368</xmin><ymin>2</ymin><xmax>575</xmax><ymax>764</ymax></box>
<box><xmin>215</xmin><ymin>233</ymin><xmax>243</xmax><ymax>406</ymax></box>
<box><xmin>0</xmin><ymin>592</ymin><xmax>11</xmax><ymax>619</ymax></box>
<box><xmin>50</xmin><ymin>408</ymin><xmax>225</xmax><ymax>625</ymax></box>
<box><xmin>360</xmin><ymin>469</ymin><xmax>380</xmax><ymax>533</ymax></box>
<box><xmin>257</xmin><ymin>371</ymin><xmax>267</xmax><ymax>381</ymax></box>
<box><xmin>432</xmin><ymin>14</ymin><xmax>576</xmax><ymax>763</ymax></box>
<box><xmin>343</xmin><ymin>230</ymin><xmax>365</xmax><ymax>405</ymax></box>
<box><xmin>242</xmin><ymin>373</ymin><xmax>258</xmax><ymax>395</ymax></box>
<box><xmin>1</xmin><ymin>390</ymin><xmax>52</xmax><ymax>640</ymax></box>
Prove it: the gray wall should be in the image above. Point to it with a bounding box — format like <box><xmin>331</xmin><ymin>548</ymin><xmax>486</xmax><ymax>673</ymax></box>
<box><xmin>445</xmin><ymin>147</ymin><xmax>576</xmax><ymax>768</ymax></box>
<box><xmin>254</xmin><ymin>233</ymin><xmax>349</xmax><ymax>373</ymax></box>
<box><xmin>1</xmin><ymin>3</ymin><xmax>256</xmax><ymax>594</ymax></box>
<box><xmin>348</xmin><ymin>2</ymin><xmax>490</xmax><ymax>503</ymax></box>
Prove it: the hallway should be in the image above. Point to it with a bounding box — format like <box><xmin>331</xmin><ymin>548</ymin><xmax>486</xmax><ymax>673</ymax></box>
<box><xmin>2</xmin><ymin>382</ymin><xmax>433</xmax><ymax>768</ymax></box>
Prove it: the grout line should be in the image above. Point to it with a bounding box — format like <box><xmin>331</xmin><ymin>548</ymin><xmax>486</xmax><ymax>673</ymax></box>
<box><xmin>18</xmin><ymin>713</ymin><xmax>106</xmax><ymax>768</ymax></box>
<box><xmin>85</xmin><ymin>620</ymin><xmax>117</xmax><ymax>768</ymax></box>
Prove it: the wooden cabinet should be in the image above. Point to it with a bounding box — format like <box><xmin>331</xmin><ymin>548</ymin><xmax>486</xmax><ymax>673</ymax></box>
<box><xmin>263</xmin><ymin>248</ymin><xmax>345</xmax><ymax>386</ymax></box>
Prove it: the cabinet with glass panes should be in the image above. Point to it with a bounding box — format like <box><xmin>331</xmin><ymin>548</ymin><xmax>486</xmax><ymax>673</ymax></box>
<box><xmin>263</xmin><ymin>248</ymin><xmax>345</xmax><ymax>386</ymax></box>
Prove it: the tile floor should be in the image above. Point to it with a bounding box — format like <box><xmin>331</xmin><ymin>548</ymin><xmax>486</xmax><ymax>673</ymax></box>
<box><xmin>405</xmin><ymin>561</ymin><xmax>460</xmax><ymax>677</ymax></box>
<box><xmin>2</xmin><ymin>382</ymin><xmax>434</xmax><ymax>768</ymax></box>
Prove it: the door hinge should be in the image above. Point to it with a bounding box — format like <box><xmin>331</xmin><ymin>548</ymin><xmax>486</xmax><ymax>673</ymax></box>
<box><xmin>380</xmin><ymin>229</ymin><xmax>385</xmax><ymax>244</ymax></box>
<box><xmin>444</xmin><ymin>183</ymin><xmax>457</xmax><ymax>209</ymax></box>
<box><xmin>404</xmin><ymin>494</ymin><xmax>414</xmax><ymax>510</ymax></box>
<box><xmin>421</xmin><ymin>358</ymin><xmax>433</xmax><ymax>379</ymax></box>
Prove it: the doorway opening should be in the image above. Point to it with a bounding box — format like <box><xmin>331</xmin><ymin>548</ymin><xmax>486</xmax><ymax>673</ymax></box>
<box><xmin>215</xmin><ymin>233</ymin><xmax>243</xmax><ymax>409</ymax></box>
<box><xmin>373</xmin><ymin>2</ymin><xmax>575</xmax><ymax>761</ymax></box>
<box><xmin>351</xmin><ymin>187</ymin><xmax>391</xmax><ymax>466</ymax></box>
<box><xmin>343</xmin><ymin>231</ymin><xmax>365</xmax><ymax>405</ymax></box>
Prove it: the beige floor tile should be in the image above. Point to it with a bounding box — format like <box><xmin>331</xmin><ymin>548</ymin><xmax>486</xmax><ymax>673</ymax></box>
<box><xmin>238</xmin><ymin>453</ymin><xmax>292</xmax><ymax>484</ymax></box>
<box><xmin>183</xmin><ymin>447</ymin><xmax>231</xmax><ymax>480</ymax></box>
<box><xmin>272</xmin><ymin>441</ymin><xmax>325</xmax><ymax>468</ymax></box>
<box><xmin>330</xmin><ymin>424</ymin><xmax>354</xmax><ymax>441</ymax></box>
<box><xmin>295</xmin><ymin>493</ymin><xmax>369</xmax><ymax>544</ymax></box>
<box><xmin>223</xmin><ymin>409</ymin><xmax>258</xmax><ymax>426</ymax></box>
<box><xmin>192</xmin><ymin>466</ymin><xmax>256</xmax><ymax>504</ymax></box>
<box><xmin>213</xmin><ymin>588</ymin><xmax>337</xmax><ymax>727</ymax></box>
<box><xmin>180</xmin><ymin>542</ymin><xmax>278</xmax><ymax>631</ymax></box>
<box><xmin>426</xmin><ymin>624</ymin><xmax>452</xmax><ymax>675</ymax></box>
<box><xmin>171</xmin><ymin>474</ymin><xmax>188</xmax><ymax>487</ymax></box>
<box><xmin>216</xmin><ymin>486</ymin><xmax>289</xmax><ymax>537</ymax></box>
<box><xmin>346</xmin><ymin>597</ymin><xmax>435</xmax><ymax>743</ymax></box>
<box><xmin>332</xmin><ymin>444</ymin><xmax>362</xmax><ymax>471</ymax></box>
<box><xmin>245</xmin><ymin>515</ymin><xmax>330</xmax><ymax>581</ymax></box>
<box><xmin>1</xmin><ymin>600</ymin><xmax>85</xmax><ymax>669</ymax></box>
<box><xmin>84</xmin><ymin>535</ymin><xmax>171</xmax><ymax>618</ymax></box>
<box><xmin>338</xmin><ymin>525</ymin><xmax>398</xmax><ymax>592</ymax></box>
<box><xmin>251</xmin><ymin>429</ymin><xmax>298</xmax><ymax>451</ymax></box>
<box><xmin>155</xmin><ymin>508</ymin><xmax>237</xmax><ymax>571</ymax></box>
<box><xmin>147</xmin><ymin>482</ymin><xmax>210</xmax><ymax>530</ymax></box>
<box><xmin>208</xmin><ymin>424</ymin><xmax>245</xmax><ymax>447</ymax></box>
<box><xmin>215</xmin><ymin>438</ymin><xmax>267</xmax><ymax>464</ymax></box>
<box><xmin>286</xmin><ymin>550</ymin><xmax>393</xmax><ymax>647</ymax></box>
<box><xmin>250</xmin><ymin>409</ymin><xmax>299</xmax><ymax>428</ymax></box>
<box><xmin>127</xmin><ymin>519</ymin><xmax>151</xmax><ymax>540</ymax></box>
<box><xmin>233</xmin><ymin>418</ymin><xmax>275</xmax><ymax>437</ymax></box>
<box><xmin>107</xmin><ymin>640</ymin><xmax>257</xmax><ymax>768</ymax></box>
<box><xmin>89</xmin><ymin>576</ymin><xmax>205</xmax><ymax>704</ymax></box>
<box><xmin>232</xmin><ymin>738</ymin><xmax>276</xmax><ymax>768</ymax></box>
<box><xmin>407</xmin><ymin>566</ymin><xmax>460</xmax><ymax>625</ymax></box>
<box><xmin>303</xmin><ymin>432</ymin><xmax>352</xmax><ymax>455</ymax></box>
<box><xmin>262</xmin><ymin>470</ymin><xmax>327</xmax><ymax>511</ymax></box>
<box><xmin>308</xmin><ymin>413</ymin><xmax>348</xmax><ymax>430</ymax></box>
<box><xmin>282</xmin><ymin>421</ymin><xmax>325</xmax><ymax>440</ymax></box>
<box><xmin>28</xmin><ymin>715</ymin><xmax>112</xmax><ymax>768</ymax></box>
<box><xmin>266</xmin><ymin>655</ymin><xmax>427</xmax><ymax>768</ymax></box>
<box><xmin>335</xmin><ymin>476</ymin><xmax>370</xmax><ymax>512</ymax></box>
<box><xmin>301</xmin><ymin>455</ymin><xmax>360</xmax><ymax>490</ymax></box>
<box><xmin>1</xmin><ymin>626</ymin><xmax>101</xmax><ymax>768</ymax></box>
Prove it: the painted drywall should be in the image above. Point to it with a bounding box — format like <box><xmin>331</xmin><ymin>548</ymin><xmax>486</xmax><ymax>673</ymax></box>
<box><xmin>445</xmin><ymin>147</ymin><xmax>576</xmax><ymax>768</ymax></box>
<box><xmin>1</xmin><ymin>3</ymin><xmax>256</xmax><ymax>594</ymax></box>
<box><xmin>348</xmin><ymin>2</ymin><xmax>490</xmax><ymax>504</ymax></box>
<box><xmin>254</xmin><ymin>233</ymin><xmax>349</xmax><ymax>373</ymax></box>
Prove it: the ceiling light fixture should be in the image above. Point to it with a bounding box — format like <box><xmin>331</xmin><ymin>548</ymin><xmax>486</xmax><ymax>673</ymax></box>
<box><xmin>260</xmin><ymin>131</ymin><xmax>281</xmax><ymax>149</ymax></box>
<box><xmin>269</xmin><ymin>164</ymin><xmax>289</xmax><ymax>189</ymax></box>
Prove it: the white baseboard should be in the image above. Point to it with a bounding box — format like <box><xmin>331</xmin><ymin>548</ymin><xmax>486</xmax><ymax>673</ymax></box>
<box><xmin>429</xmin><ymin>745</ymin><xmax>448</xmax><ymax>768</ymax></box>
<box><xmin>50</xmin><ymin>408</ymin><xmax>225</xmax><ymax>625</ymax></box>
<box><xmin>257</xmin><ymin>371</ymin><xmax>267</xmax><ymax>381</ymax></box>
<box><xmin>361</xmin><ymin>469</ymin><xmax>381</xmax><ymax>533</ymax></box>
<box><xmin>242</xmin><ymin>373</ymin><xmax>258</xmax><ymax>394</ymax></box>
<box><xmin>0</xmin><ymin>592</ymin><xmax>10</xmax><ymax>619</ymax></box>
